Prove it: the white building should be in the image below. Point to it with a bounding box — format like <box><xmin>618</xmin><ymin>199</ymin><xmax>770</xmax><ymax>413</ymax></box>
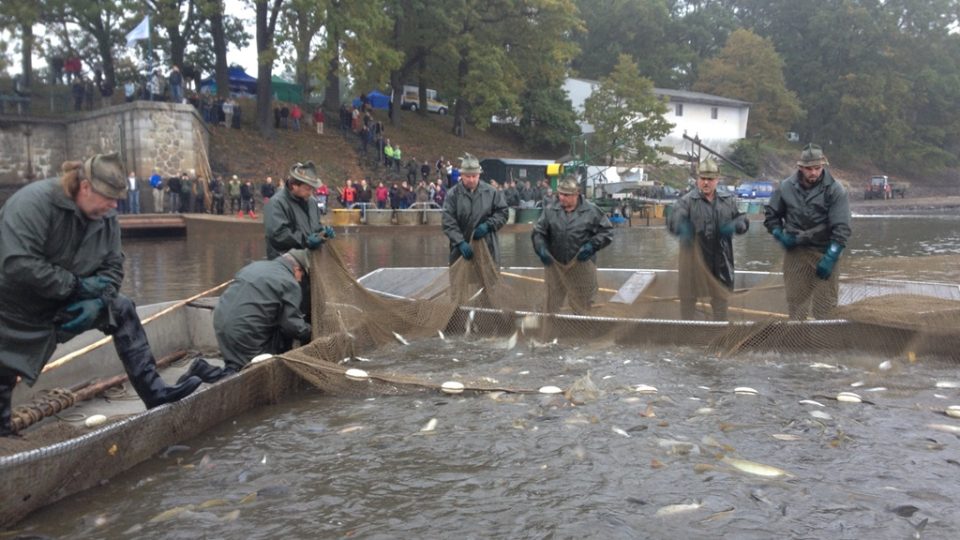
<box><xmin>563</xmin><ymin>77</ymin><xmax>750</xmax><ymax>162</ymax></box>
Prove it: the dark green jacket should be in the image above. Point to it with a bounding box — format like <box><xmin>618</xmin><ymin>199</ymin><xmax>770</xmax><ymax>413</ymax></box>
<box><xmin>668</xmin><ymin>189</ymin><xmax>748</xmax><ymax>288</ymax></box>
<box><xmin>213</xmin><ymin>257</ymin><xmax>310</xmax><ymax>370</ymax></box>
<box><xmin>264</xmin><ymin>187</ymin><xmax>323</xmax><ymax>260</ymax></box>
<box><xmin>0</xmin><ymin>178</ymin><xmax>124</xmax><ymax>383</ymax></box>
<box><xmin>532</xmin><ymin>197</ymin><xmax>613</xmax><ymax>264</ymax></box>
<box><xmin>442</xmin><ymin>181</ymin><xmax>509</xmax><ymax>264</ymax></box>
<box><xmin>763</xmin><ymin>169</ymin><xmax>851</xmax><ymax>249</ymax></box>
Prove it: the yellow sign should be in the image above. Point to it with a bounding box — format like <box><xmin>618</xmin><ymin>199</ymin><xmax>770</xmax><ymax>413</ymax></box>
<box><xmin>546</xmin><ymin>163</ymin><xmax>564</xmax><ymax>176</ymax></box>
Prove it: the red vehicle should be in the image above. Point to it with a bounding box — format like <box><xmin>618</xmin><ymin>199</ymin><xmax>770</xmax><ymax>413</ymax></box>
<box><xmin>864</xmin><ymin>175</ymin><xmax>908</xmax><ymax>200</ymax></box>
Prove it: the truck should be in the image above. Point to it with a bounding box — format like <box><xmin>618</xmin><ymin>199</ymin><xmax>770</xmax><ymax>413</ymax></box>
<box><xmin>864</xmin><ymin>175</ymin><xmax>908</xmax><ymax>200</ymax></box>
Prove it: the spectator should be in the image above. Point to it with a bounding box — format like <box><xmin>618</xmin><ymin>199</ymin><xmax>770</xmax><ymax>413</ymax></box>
<box><xmin>421</xmin><ymin>161</ymin><xmax>431</xmax><ymax>182</ymax></box>
<box><xmin>126</xmin><ymin>171</ymin><xmax>140</xmax><ymax>214</ymax></box>
<box><xmin>222</xmin><ymin>98</ymin><xmax>235</xmax><ymax>128</ymax></box>
<box><xmin>280</xmin><ymin>104</ymin><xmax>290</xmax><ymax>129</ymax></box>
<box><xmin>290</xmin><ymin>103</ymin><xmax>302</xmax><ymax>131</ymax></box>
<box><xmin>313</xmin><ymin>107</ymin><xmax>324</xmax><ymax>135</ymax></box>
<box><xmin>169</xmin><ymin>65</ymin><xmax>183</xmax><ymax>103</ymax></box>
<box><xmin>261</xmin><ymin>176</ymin><xmax>276</xmax><ymax>205</ymax></box>
<box><xmin>375</xmin><ymin>181</ymin><xmax>388</xmax><ymax>209</ymax></box>
<box><xmin>149</xmin><ymin>171</ymin><xmax>164</xmax><ymax>213</ymax></box>
<box><xmin>240</xmin><ymin>180</ymin><xmax>256</xmax><ymax>218</ymax></box>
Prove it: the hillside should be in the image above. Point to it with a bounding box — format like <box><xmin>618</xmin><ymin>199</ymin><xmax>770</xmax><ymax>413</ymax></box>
<box><xmin>207</xmin><ymin>106</ymin><xmax>554</xmax><ymax>187</ymax></box>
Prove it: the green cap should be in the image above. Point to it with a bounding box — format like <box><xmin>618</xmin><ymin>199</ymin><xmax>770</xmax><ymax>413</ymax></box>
<box><xmin>556</xmin><ymin>175</ymin><xmax>579</xmax><ymax>194</ymax></box>
<box><xmin>697</xmin><ymin>158</ymin><xmax>721</xmax><ymax>179</ymax></box>
<box><xmin>290</xmin><ymin>161</ymin><xmax>321</xmax><ymax>188</ymax></box>
<box><xmin>459</xmin><ymin>153</ymin><xmax>482</xmax><ymax>174</ymax></box>
<box><xmin>83</xmin><ymin>153</ymin><xmax>128</xmax><ymax>199</ymax></box>
<box><xmin>286</xmin><ymin>249</ymin><xmax>310</xmax><ymax>273</ymax></box>
<box><xmin>797</xmin><ymin>143</ymin><xmax>829</xmax><ymax>167</ymax></box>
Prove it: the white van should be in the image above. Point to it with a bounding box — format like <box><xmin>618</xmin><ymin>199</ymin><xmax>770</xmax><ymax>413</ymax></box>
<box><xmin>400</xmin><ymin>85</ymin><xmax>449</xmax><ymax>115</ymax></box>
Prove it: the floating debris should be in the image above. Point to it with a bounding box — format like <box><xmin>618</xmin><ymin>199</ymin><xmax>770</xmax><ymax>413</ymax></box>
<box><xmin>565</xmin><ymin>373</ymin><xmax>600</xmax><ymax>404</ymax></box>
<box><xmin>655</xmin><ymin>502</ymin><xmax>702</xmax><ymax>517</ymax></box>
<box><xmin>836</xmin><ymin>392</ymin><xmax>863</xmax><ymax>403</ymax></box>
<box><xmin>722</xmin><ymin>456</ymin><xmax>794</xmax><ymax>478</ymax></box>
<box><xmin>420</xmin><ymin>418</ymin><xmax>438</xmax><ymax>432</ymax></box>
<box><xmin>798</xmin><ymin>399</ymin><xmax>825</xmax><ymax>407</ymax></box>
<box><xmin>539</xmin><ymin>385</ymin><xmax>563</xmax><ymax>394</ymax></box>
<box><xmin>734</xmin><ymin>387</ymin><xmax>759</xmax><ymax>396</ymax></box>
<box><xmin>344</xmin><ymin>368</ymin><xmax>369</xmax><ymax>381</ymax></box>
<box><xmin>84</xmin><ymin>414</ymin><xmax>108</xmax><ymax>428</ymax></box>
<box><xmin>946</xmin><ymin>406</ymin><xmax>960</xmax><ymax>418</ymax></box>
<box><xmin>392</xmin><ymin>331</ymin><xmax>410</xmax><ymax>346</ymax></box>
<box><xmin>441</xmin><ymin>381</ymin><xmax>465</xmax><ymax>394</ymax></box>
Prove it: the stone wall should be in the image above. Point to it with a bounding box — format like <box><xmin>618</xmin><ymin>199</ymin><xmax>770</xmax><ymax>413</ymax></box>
<box><xmin>0</xmin><ymin>102</ymin><xmax>209</xmax><ymax>205</ymax></box>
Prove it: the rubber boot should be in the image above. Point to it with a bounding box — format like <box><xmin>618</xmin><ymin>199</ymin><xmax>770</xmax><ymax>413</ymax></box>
<box><xmin>106</xmin><ymin>295</ymin><xmax>203</xmax><ymax>409</ymax></box>
<box><xmin>176</xmin><ymin>358</ymin><xmax>234</xmax><ymax>385</ymax></box>
<box><xmin>237</xmin><ymin>210</ymin><xmax>244</xmax><ymax>219</ymax></box>
<box><xmin>248</xmin><ymin>210</ymin><xmax>257</xmax><ymax>219</ymax></box>
<box><xmin>0</xmin><ymin>372</ymin><xmax>16</xmax><ymax>437</ymax></box>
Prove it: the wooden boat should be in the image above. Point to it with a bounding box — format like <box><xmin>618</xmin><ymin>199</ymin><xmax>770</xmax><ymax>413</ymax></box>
<box><xmin>0</xmin><ymin>296</ymin><xmax>307</xmax><ymax>529</ymax></box>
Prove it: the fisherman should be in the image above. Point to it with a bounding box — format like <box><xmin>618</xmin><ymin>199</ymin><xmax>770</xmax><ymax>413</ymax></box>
<box><xmin>0</xmin><ymin>154</ymin><xmax>202</xmax><ymax>436</ymax></box>
<box><xmin>179</xmin><ymin>249</ymin><xmax>313</xmax><ymax>384</ymax></box>
<box><xmin>264</xmin><ymin>161</ymin><xmax>334</xmax><ymax>321</ymax></box>
<box><xmin>531</xmin><ymin>175</ymin><xmax>613</xmax><ymax>313</ymax></box>
<box><xmin>441</xmin><ymin>153</ymin><xmax>509</xmax><ymax>265</ymax></box>
<box><xmin>667</xmin><ymin>158</ymin><xmax>749</xmax><ymax>320</ymax></box>
<box><xmin>763</xmin><ymin>144</ymin><xmax>851</xmax><ymax>320</ymax></box>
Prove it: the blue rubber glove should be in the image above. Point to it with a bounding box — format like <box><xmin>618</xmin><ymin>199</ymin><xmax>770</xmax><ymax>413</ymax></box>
<box><xmin>772</xmin><ymin>228</ymin><xmax>798</xmax><ymax>250</ymax></box>
<box><xmin>576</xmin><ymin>243</ymin><xmax>595</xmax><ymax>262</ymax></box>
<box><xmin>816</xmin><ymin>242</ymin><xmax>844</xmax><ymax>280</ymax></box>
<box><xmin>75</xmin><ymin>275</ymin><xmax>113</xmax><ymax>299</ymax></box>
<box><xmin>536</xmin><ymin>246</ymin><xmax>552</xmax><ymax>266</ymax></box>
<box><xmin>323</xmin><ymin>225</ymin><xmax>336</xmax><ymax>239</ymax></box>
<box><xmin>60</xmin><ymin>298</ymin><xmax>104</xmax><ymax>334</ymax></box>
<box><xmin>473</xmin><ymin>222</ymin><xmax>490</xmax><ymax>239</ymax></box>
<box><xmin>306</xmin><ymin>233</ymin><xmax>324</xmax><ymax>250</ymax></box>
<box><xmin>675</xmin><ymin>221</ymin><xmax>693</xmax><ymax>245</ymax></box>
<box><xmin>458</xmin><ymin>241</ymin><xmax>474</xmax><ymax>261</ymax></box>
<box><xmin>719</xmin><ymin>221</ymin><xmax>737</xmax><ymax>238</ymax></box>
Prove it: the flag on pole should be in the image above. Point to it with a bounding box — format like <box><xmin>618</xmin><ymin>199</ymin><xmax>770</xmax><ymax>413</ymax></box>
<box><xmin>126</xmin><ymin>16</ymin><xmax>150</xmax><ymax>48</ymax></box>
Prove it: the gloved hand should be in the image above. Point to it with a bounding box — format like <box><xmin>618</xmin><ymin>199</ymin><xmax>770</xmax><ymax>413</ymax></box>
<box><xmin>772</xmin><ymin>228</ymin><xmax>798</xmax><ymax>250</ymax></box>
<box><xmin>306</xmin><ymin>233</ymin><xmax>324</xmax><ymax>250</ymax></box>
<box><xmin>536</xmin><ymin>246</ymin><xmax>552</xmax><ymax>266</ymax></box>
<box><xmin>75</xmin><ymin>275</ymin><xmax>113</xmax><ymax>299</ymax></box>
<box><xmin>458</xmin><ymin>241</ymin><xmax>474</xmax><ymax>261</ymax></box>
<box><xmin>473</xmin><ymin>222</ymin><xmax>490</xmax><ymax>239</ymax></box>
<box><xmin>576</xmin><ymin>242</ymin><xmax>595</xmax><ymax>262</ymax></box>
<box><xmin>719</xmin><ymin>221</ymin><xmax>737</xmax><ymax>238</ymax></box>
<box><xmin>675</xmin><ymin>221</ymin><xmax>694</xmax><ymax>245</ymax></box>
<box><xmin>323</xmin><ymin>225</ymin><xmax>336</xmax><ymax>239</ymax></box>
<box><xmin>60</xmin><ymin>298</ymin><xmax>104</xmax><ymax>334</ymax></box>
<box><xmin>815</xmin><ymin>242</ymin><xmax>844</xmax><ymax>280</ymax></box>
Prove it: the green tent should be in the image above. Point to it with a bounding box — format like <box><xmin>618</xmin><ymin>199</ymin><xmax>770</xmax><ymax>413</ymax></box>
<box><xmin>271</xmin><ymin>76</ymin><xmax>303</xmax><ymax>104</ymax></box>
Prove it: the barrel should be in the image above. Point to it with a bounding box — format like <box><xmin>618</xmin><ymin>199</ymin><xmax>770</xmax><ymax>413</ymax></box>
<box><xmin>423</xmin><ymin>209</ymin><xmax>444</xmax><ymax>225</ymax></box>
<box><xmin>747</xmin><ymin>202</ymin><xmax>761</xmax><ymax>215</ymax></box>
<box><xmin>737</xmin><ymin>200</ymin><xmax>749</xmax><ymax>213</ymax></box>
<box><xmin>331</xmin><ymin>209</ymin><xmax>361</xmax><ymax>226</ymax></box>
<box><xmin>663</xmin><ymin>204</ymin><xmax>673</xmax><ymax>221</ymax></box>
<box><xmin>515</xmin><ymin>208</ymin><xmax>542</xmax><ymax>224</ymax></box>
<box><xmin>653</xmin><ymin>204</ymin><xmax>665</xmax><ymax>219</ymax></box>
<box><xmin>395</xmin><ymin>209</ymin><xmax>422</xmax><ymax>226</ymax></box>
<box><xmin>507</xmin><ymin>207</ymin><xmax>516</xmax><ymax>225</ymax></box>
<box><xmin>365</xmin><ymin>209</ymin><xmax>393</xmax><ymax>226</ymax></box>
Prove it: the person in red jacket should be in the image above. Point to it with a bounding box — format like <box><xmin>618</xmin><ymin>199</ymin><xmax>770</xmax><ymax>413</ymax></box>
<box><xmin>313</xmin><ymin>108</ymin><xmax>324</xmax><ymax>135</ymax></box>
<box><xmin>375</xmin><ymin>181</ymin><xmax>389</xmax><ymax>209</ymax></box>
<box><xmin>290</xmin><ymin>104</ymin><xmax>303</xmax><ymax>131</ymax></box>
<box><xmin>342</xmin><ymin>180</ymin><xmax>357</xmax><ymax>207</ymax></box>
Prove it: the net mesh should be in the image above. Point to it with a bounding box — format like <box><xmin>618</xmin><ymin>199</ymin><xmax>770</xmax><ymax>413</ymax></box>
<box><xmin>281</xmin><ymin>240</ymin><xmax>960</xmax><ymax>397</ymax></box>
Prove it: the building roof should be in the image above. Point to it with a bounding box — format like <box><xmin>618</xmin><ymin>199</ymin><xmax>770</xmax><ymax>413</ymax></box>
<box><xmin>480</xmin><ymin>158</ymin><xmax>558</xmax><ymax>167</ymax></box>
<box><xmin>565</xmin><ymin>77</ymin><xmax>749</xmax><ymax>108</ymax></box>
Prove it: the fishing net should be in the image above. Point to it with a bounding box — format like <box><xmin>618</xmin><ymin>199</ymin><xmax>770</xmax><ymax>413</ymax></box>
<box><xmin>280</xmin><ymin>239</ymin><xmax>960</xmax><ymax>395</ymax></box>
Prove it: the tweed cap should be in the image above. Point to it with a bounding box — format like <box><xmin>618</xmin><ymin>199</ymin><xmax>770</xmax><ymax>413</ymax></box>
<box><xmin>290</xmin><ymin>161</ymin><xmax>321</xmax><ymax>188</ymax></box>
<box><xmin>556</xmin><ymin>175</ymin><xmax>579</xmax><ymax>195</ymax></box>
<box><xmin>83</xmin><ymin>153</ymin><xmax>128</xmax><ymax>199</ymax></box>
<box><xmin>459</xmin><ymin>153</ymin><xmax>482</xmax><ymax>174</ymax></box>
<box><xmin>285</xmin><ymin>249</ymin><xmax>310</xmax><ymax>273</ymax></box>
<box><xmin>797</xmin><ymin>144</ymin><xmax>829</xmax><ymax>167</ymax></box>
<box><xmin>697</xmin><ymin>158</ymin><xmax>721</xmax><ymax>179</ymax></box>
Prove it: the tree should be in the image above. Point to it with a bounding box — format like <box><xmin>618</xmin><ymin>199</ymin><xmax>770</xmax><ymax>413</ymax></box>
<box><xmin>582</xmin><ymin>54</ymin><xmax>671</xmax><ymax>164</ymax></box>
<box><xmin>255</xmin><ymin>0</ymin><xmax>285</xmax><ymax>136</ymax></box>
<box><xmin>693</xmin><ymin>28</ymin><xmax>802</xmax><ymax>139</ymax></box>
<box><xmin>49</xmin><ymin>0</ymin><xmax>128</xmax><ymax>93</ymax></box>
<box><xmin>0</xmin><ymin>0</ymin><xmax>41</xmax><ymax>89</ymax></box>
<box><xmin>516</xmin><ymin>86</ymin><xmax>581</xmax><ymax>151</ymax></box>
<box><xmin>146</xmin><ymin>0</ymin><xmax>204</xmax><ymax>69</ymax></box>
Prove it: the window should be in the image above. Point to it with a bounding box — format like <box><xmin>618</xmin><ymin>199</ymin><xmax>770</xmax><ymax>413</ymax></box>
<box><xmin>675</xmin><ymin>103</ymin><xmax>683</xmax><ymax>116</ymax></box>
<box><xmin>711</xmin><ymin>107</ymin><xmax>718</xmax><ymax>119</ymax></box>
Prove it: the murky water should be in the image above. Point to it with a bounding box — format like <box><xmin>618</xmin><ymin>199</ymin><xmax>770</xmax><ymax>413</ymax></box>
<box><xmin>16</xmin><ymin>216</ymin><xmax>960</xmax><ymax>538</ymax></box>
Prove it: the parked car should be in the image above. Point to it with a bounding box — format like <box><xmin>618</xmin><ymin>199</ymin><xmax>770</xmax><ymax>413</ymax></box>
<box><xmin>735</xmin><ymin>181</ymin><xmax>775</xmax><ymax>199</ymax></box>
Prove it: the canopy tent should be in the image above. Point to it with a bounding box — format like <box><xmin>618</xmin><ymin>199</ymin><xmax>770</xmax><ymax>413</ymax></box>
<box><xmin>199</xmin><ymin>66</ymin><xmax>258</xmax><ymax>96</ymax></box>
<box><xmin>352</xmin><ymin>90</ymin><xmax>390</xmax><ymax>110</ymax></box>
<box><xmin>271</xmin><ymin>76</ymin><xmax>303</xmax><ymax>104</ymax></box>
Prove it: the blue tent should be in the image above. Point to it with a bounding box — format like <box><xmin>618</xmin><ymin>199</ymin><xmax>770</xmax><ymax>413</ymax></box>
<box><xmin>352</xmin><ymin>90</ymin><xmax>391</xmax><ymax>110</ymax></box>
<box><xmin>200</xmin><ymin>66</ymin><xmax>259</xmax><ymax>96</ymax></box>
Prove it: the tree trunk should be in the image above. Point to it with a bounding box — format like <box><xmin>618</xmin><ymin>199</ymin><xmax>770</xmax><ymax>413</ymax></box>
<box><xmin>389</xmin><ymin>71</ymin><xmax>403</xmax><ymax>128</ymax></box>
<box><xmin>452</xmin><ymin>54</ymin><xmax>468</xmax><ymax>137</ymax></box>
<box><xmin>255</xmin><ymin>0</ymin><xmax>284</xmax><ymax>137</ymax></box>
<box><xmin>322</xmin><ymin>28</ymin><xmax>341</xmax><ymax>112</ymax></box>
<box><xmin>210</xmin><ymin>5</ymin><xmax>229</xmax><ymax>99</ymax></box>
<box><xmin>416</xmin><ymin>53</ymin><xmax>427</xmax><ymax>116</ymax></box>
<box><xmin>168</xmin><ymin>27</ymin><xmax>187</xmax><ymax>69</ymax></box>
<box><xmin>294</xmin><ymin>7</ymin><xmax>311</xmax><ymax>94</ymax></box>
<box><xmin>20</xmin><ymin>23</ymin><xmax>33</xmax><ymax>89</ymax></box>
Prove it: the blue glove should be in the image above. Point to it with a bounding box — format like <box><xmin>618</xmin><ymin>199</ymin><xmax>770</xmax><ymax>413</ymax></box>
<box><xmin>675</xmin><ymin>221</ymin><xmax>693</xmax><ymax>244</ymax></box>
<box><xmin>576</xmin><ymin>243</ymin><xmax>595</xmax><ymax>262</ymax></box>
<box><xmin>458</xmin><ymin>241</ymin><xmax>474</xmax><ymax>260</ymax></box>
<box><xmin>323</xmin><ymin>225</ymin><xmax>336</xmax><ymax>239</ymax></box>
<box><xmin>719</xmin><ymin>221</ymin><xmax>737</xmax><ymax>238</ymax></box>
<box><xmin>772</xmin><ymin>228</ymin><xmax>798</xmax><ymax>250</ymax></box>
<box><xmin>536</xmin><ymin>246</ymin><xmax>552</xmax><ymax>266</ymax></box>
<box><xmin>306</xmin><ymin>233</ymin><xmax>324</xmax><ymax>250</ymax></box>
<box><xmin>473</xmin><ymin>222</ymin><xmax>490</xmax><ymax>239</ymax></box>
<box><xmin>816</xmin><ymin>242</ymin><xmax>844</xmax><ymax>280</ymax></box>
<box><xmin>75</xmin><ymin>275</ymin><xmax>113</xmax><ymax>299</ymax></box>
<box><xmin>60</xmin><ymin>298</ymin><xmax>104</xmax><ymax>334</ymax></box>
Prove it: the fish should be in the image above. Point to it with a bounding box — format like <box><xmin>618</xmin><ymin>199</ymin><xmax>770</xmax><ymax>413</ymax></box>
<box><xmin>159</xmin><ymin>445</ymin><xmax>191</xmax><ymax>458</ymax></box>
<box><xmin>927</xmin><ymin>423</ymin><xmax>960</xmax><ymax>434</ymax></box>
<box><xmin>392</xmin><ymin>331</ymin><xmax>409</xmax><ymax>345</ymax></box>
<box><xmin>655</xmin><ymin>502</ymin><xmax>702</xmax><ymax>517</ymax></box>
<box><xmin>809</xmin><ymin>362</ymin><xmax>839</xmax><ymax>370</ymax></box>
<box><xmin>798</xmin><ymin>399</ymin><xmax>825</xmax><ymax>407</ymax></box>
<box><xmin>911</xmin><ymin>518</ymin><xmax>928</xmax><ymax>540</ymax></box>
<box><xmin>420</xmin><ymin>418</ymin><xmax>438</xmax><ymax>432</ymax></box>
<box><xmin>612</xmin><ymin>427</ymin><xmax>631</xmax><ymax>438</ymax></box>
<box><xmin>810</xmin><ymin>410</ymin><xmax>832</xmax><ymax>420</ymax></box>
<box><xmin>221</xmin><ymin>510</ymin><xmax>241</xmax><ymax>522</ymax></box>
<box><xmin>699</xmin><ymin>507</ymin><xmax>736</xmax><ymax>522</ymax></box>
<box><xmin>771</xmin><ymin>433</ymin><xmax>802</xmax><ymax>441</ymax></box>
<box><xmin>503</xmin><ymin>331</ymin><xmax>518</xmax><ymax>350</ymax></box>
<box><xmin>466</xmin><ymin>287</ymin><xmax>485</xmax><ymax>302</ymax></box>
<box><xmin>437</xmin><ymin>330</ymin><xmax>446</xmax><ymax>341</ymax></box>
<box><xmin>339</xmin><ymin>425</ymin><xmax>364</xmax><ymax>434</ymax></box>
<box><xmin>260</xmin><ymin>454</ymin><xmax>267</xmax><ymax>465</ymax></box>
<box><xmin>198</xmin><ymin>499</ymin><xmax>230</xmax><ymax>509</ymax></box>
<box><xmin>519</xmin><ymin>314</ymin><xmax>540</xmax><ymax>334</ymax></box>
<box><xmin>878</xmin><ymin>360</ymin><xmax>893</xmax><ymax>371</ymax></box>
<box><xmin>465</xmin><ymin>310</ymin><xmax>476</xmax><ymax>336</ymax></box>
<box><xmin>722</xmin><ymin>456</ymin><xmax>794</xmax><ymax>478</ymax></box>
<box><xmin>149</xmin><ymin>505</ymin><xmax>194</xmax><ymax>523</ymax></box>
<box><xmin>935</xmin><ymin>381</ymin><xmax>960</xmax><ymax>389</ymax></box>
